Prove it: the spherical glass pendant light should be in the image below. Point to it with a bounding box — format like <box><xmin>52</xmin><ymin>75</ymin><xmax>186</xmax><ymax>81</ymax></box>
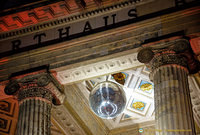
<box><xmin>89</xmin><ymin>81</ymin><xmax>126</xmax><ymax>119</ymax></box>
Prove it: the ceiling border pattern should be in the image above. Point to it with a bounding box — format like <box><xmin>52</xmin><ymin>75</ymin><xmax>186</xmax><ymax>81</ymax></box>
<box><xmin>63</xmin><ymin>84</ymin><xmax>109</xmax><ymax>135</ymax></box>
<box><xmin>56</xmin><ymin>52</ymin><xmax>143</xmax><ymax>85</ymax></box>
<box><xmin>52</xmin><ymin>104</ymin><xmax>87</xmax><ymax>135</ymax></box>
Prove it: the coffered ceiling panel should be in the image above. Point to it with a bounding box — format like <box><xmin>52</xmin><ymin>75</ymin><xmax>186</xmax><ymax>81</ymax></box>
<box><xmin>82</xmin><ymin>66</ymin><xmax>155</xmax><ymax>130</ymax></box>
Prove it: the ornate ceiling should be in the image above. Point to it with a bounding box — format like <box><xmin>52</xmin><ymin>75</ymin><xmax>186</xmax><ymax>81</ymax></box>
<box><xmin>49</xmin><ymin>66</ymin><xmax>200</xmax><ymax>135</ymax></box>
<box><xmin>52</xmin><ymin>69</ymin><xmax>200</xmax><ymax>135</ymax></box>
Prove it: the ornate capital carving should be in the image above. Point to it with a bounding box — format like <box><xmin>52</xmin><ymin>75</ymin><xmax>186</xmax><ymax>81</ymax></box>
<box><xmin>149</xmin><ymin>52</ymin><xmax>188</xmax><ymax>71</ymax></box>
<box><xmin>37</xmin><ymin>75</ymin><xmax>50</xmax><ymax>87</ymax></box>
<box><xmin>137</xmin><ymin>39</ymin><xmax>200</xmax><ymax>74</ymax></box>
<box><xmin>4</xmin><ymin>72</ymin><xmax>65</xmax><ymax>105</ymax></box>
<box><xmin>18</xmin><ymin>87</ymin><xmax>53</xmax><ymax>102</ymax></box>
<box><xmin>4</xmin><ymin>73</ymin><xmax>50</xmax><ymax>94</ymax></box>
<box><xmin>137</xmin><ymin>48</ymin><xmax>154</xmax><ymax>63</ymax></box>
<box><xmin>171</xmin><ymin>39</ymin><xmax>190</xmax><ymax>53</ymax></box>
<box><xmin>4</xmin><ymin>80</ymin><xmax>20</xmax><ymax>95</ymax></box>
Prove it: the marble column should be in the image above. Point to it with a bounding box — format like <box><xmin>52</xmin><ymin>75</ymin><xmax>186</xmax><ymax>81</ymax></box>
<box><xmin>4</xmin><ymin>73</ymin><xmax>65</xmax><ymax>135</ymax></box>
<box><xmin>137</xmin><ymin>39</ymin><xmax>196</xmax><ymax>135</ymax></box>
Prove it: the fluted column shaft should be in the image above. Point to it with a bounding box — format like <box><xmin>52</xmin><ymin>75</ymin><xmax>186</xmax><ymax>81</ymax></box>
<box><xmin>17</xmin><ymin>88</ymin><xmax>52</xmax><ymax>135</ymax></box>
<box><xmin>153</xmin><ymin>65</ymin><xmax>195</xmax><ymax>135</ymax></box>
<box><xmin>137</xmin><ymin>39</ymin><xmax>197</xmax><ymax>135</ymax></box>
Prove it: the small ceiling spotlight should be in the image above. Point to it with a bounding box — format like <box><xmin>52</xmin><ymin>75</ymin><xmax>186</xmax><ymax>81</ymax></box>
<box><xmin>89</xmin><ymin>81</ymin><xmax>126</xmax><ymax>119</ymax></box>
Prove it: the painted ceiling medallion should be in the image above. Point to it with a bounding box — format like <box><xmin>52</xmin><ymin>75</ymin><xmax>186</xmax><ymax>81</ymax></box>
<box><xmin>140</xmin><ymin>82</ymin><xmax>153</xmax><ymax>92</ymax></box>
<box><xmin>89</xmin><ymin>81</ymin><xmax>126</xmax><ymax>119</ymax></box>
<box><xmin>112</xmin><ymin>72</ymin><xmax>127</xmax><ymax>85</ymax></box>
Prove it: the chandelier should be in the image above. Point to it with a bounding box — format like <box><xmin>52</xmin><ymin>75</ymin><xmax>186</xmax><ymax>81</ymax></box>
<box><xmin>89</xmin><ymin>81</ymin><xmax>126</xmax><ymax>119</ymax></box>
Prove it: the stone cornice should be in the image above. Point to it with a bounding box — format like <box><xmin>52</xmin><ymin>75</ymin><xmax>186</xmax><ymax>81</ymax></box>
<box><xmin>1</xmin><ymin>0</ymin><xmax>199</xmax><ymax>40</ymax></box>
<box><xmin>54</xmin><ymin>38</ymin><xmax>195</xmax><ymax>85</ymax></box>
<box><xmin>0</xmin><ymin>0</ymin><xmax>150</xmax><ymax>40</ymax></box>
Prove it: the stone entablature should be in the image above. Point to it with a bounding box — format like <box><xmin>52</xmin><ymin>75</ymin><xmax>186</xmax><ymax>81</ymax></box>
<box><xmin>0</xmin><ymin>0</ymin><xmax>199</xmax><ymax>56</ymax></box>
<box><xmin>0</xmin><ymin>0</ymin><xmax>151</xmax><ymax>38</ymax></box>
<box><xmin>0</xmin><ymin>5</ymin><xmax>200</xmax><ymax>81</ymax></box>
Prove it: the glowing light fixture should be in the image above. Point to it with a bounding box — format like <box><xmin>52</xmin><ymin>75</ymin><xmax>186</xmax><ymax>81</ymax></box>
<box><xmin>89</xmin><ymin>81</ymin><xmax>126</xmax><ymax>119</ymax></box>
